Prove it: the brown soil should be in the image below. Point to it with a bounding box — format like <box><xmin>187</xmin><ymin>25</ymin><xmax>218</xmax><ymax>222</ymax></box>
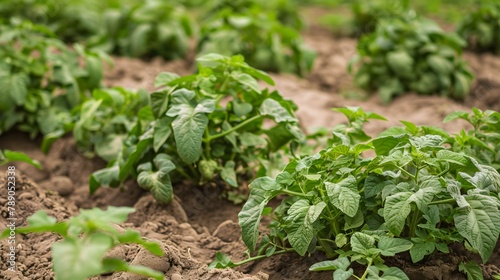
<box><xmin>1</xmin><ymin>14</ymin><xmax>500</xmax><ymax>280</ymax></box>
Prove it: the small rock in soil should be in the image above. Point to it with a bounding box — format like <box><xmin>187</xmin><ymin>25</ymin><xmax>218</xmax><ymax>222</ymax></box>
<box><xmin>42</xmin><ymin>176</ymin><xmax>75</xmax><ymax>196</ymax></box>
<box><xmin>213</xmin><ymin>220</ymin><xmax>241</xmax><ymax>242</ymax></box>
<box><xmin>130</xmin><ymin>247</ymin><xmax>170</xmax><ymax>273</ymax></box>
<box><xmin>171</xmin><ymin>273</ymin><xmax>183</xmax><ymax>280</ymax></box>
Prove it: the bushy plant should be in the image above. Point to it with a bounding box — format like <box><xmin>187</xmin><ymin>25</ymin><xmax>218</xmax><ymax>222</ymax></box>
<box><xmin>87</xmin><ymin>0</ymin><xmax>193</xmax><ymax>59</ymax></box>
<box><xmin>444</xmin><ymin>108</ymin><xmax>500</xmax><ymax>171</ymax></box>
<box><xmin>351</xmin><ymin>0</ymin><xmax>409</xmax><ymax>36</ymax></box>
<box><xmin>350</xmin><ymin>15</ymin><xmax>474</xmax><ymax>103</ymax></box>
<box><xmin>211</xmin><ymin>107</ymin><xmax>500</xmax><ymax>280</ymax></box>
<box><xmin>0</xmin><ymin>19</ymin><xmax>108</xmax><ymax>138</ymax></box>
<box><xmin>0</xmin><ymin>0</ymin><xmax>193</xmax><ymax>60</ymax></box>
<box><xmin>458</xmin><ymin>2</ymin><xmax>500</xmax><ymax>54</ymax></box>
<box><xmin>42</xmin><ymin>87</ymin><xmax>150</xmax><ymax>162</ymax></box>
<box><xmin>1</xmin><ymin>207</ymin><xmax>164</xmax><ymax>280</ymax></box>
<box><xmin>90</xmin><ymin>54</ymin><xmax>304</xmax><ymax>204</ymax></box>
<box><xmin>198</xmin><ymin>0</ymin><xmax>315</xmax><ymax>76</ymax></box>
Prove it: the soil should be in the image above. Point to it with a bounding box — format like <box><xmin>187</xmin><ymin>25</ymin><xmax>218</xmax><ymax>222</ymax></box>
<box><xmin>1</xmin><ymin>12</ymin><xmax>500</xmax><ymax>280</ymax></box>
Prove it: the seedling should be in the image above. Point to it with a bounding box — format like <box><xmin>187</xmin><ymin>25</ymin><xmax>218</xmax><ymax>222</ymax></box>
<box><xmin>1</xmin><ymin>207</ymin><xmax>164</xmax><ymax>280</ymax></box>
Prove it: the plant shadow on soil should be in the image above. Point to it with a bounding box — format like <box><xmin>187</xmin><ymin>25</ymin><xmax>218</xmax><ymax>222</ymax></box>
<box><xmin>1</xmin><ymin>17</ymin><xmax>500</xmax><ymax>280</ymax></box>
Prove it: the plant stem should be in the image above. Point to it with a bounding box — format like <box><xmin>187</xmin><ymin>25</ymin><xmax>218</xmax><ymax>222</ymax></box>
<box><xmin>282</xmin><ymin>189</ymin><xmax>309</xmax><ymax>197</ymax></box>
<box><xmin>203</xmin><ymin>115</ymin><xmax>262</xmax><ymax>143</ymax></box>
<box><xmin>428</xmin><ymin>198</ymin><xmax>455</xmax><ymax>205</ymax></box>
<box><xmin>232</xmin><ymin>249</ymin><xmax>290</xmax><ymax>266</ymax></box>
<box><xmin>409</xmin><ymin>209</ymin><xmax>420</xmax><ymax>237</ymax></box>
<box><xmin>204</xmin><ymin>127</ymin><xmax>211</xmax><ymax>159</ymax></box>
<box><xmin>359</xmin><ymin>259</ymin><xmax>373</xmax><ymax>280</ymax></box>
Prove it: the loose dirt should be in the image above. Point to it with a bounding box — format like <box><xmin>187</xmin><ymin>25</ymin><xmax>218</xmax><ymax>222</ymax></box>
<box><xmin>1</xmin><ymin>13</ymin><xmax>500</xmax><ymax>280</ymax></box>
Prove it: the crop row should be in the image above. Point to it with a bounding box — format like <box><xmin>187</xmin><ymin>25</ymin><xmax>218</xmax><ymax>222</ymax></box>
<box><xmin>0</xmin><ymin>1</ymin><xmax>499</xmax><ymax>279</ymax></box>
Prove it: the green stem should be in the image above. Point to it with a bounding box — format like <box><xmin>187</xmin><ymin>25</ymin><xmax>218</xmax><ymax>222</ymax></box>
<box><xmin>204</xmin><ymin>127</ymin><xmax>211</xmax><ymax>159</ymax></box>
<box><xmin>282</xmin><ymin>189</ymin><xmax>309</xmax><ymax>197</ymax></box>
<box><xmin>396</xmin><ymin>165</ymin><xmax>416</xmax><ymax>181</ymax></box>
<box><xmin>176</xmin><ymin>168</ymin><xmax>191</xmax><ymax>179</ymax></box>
<box><xmin>409</xmin><ymin>209</ymin><xmax>420</xmax><ymax>237</ymax></box>
<box><xmin>232</xmin><ymin>249</ymin><xmax>290</xmax><ymax>266</ymax></box>
<box><xmin>428</xmin><ymin>198</ymin><xmax>455</xmax><ymax>205</ymax></box>
<box><xmin>203</xmin><ymin>115</ymin><xmax>262</xmax><ymax>143</ymax></box>
<box><xmin>359</xmin><ymin>258</ymin><xmax>373</xmax><ymax>280</ymax></box>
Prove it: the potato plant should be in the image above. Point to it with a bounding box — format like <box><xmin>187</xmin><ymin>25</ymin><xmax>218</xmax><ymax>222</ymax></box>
<box><xmin>0</xmin><ymin>0</ymin><xmax>193</xmax><ymax>60</ymax></box>
<box><xmin>0</xmin><ymin>20</ymin><xmax>107</xmax><ymax>138</ymax></box>
<box><xmin>90</xmin><ymin>54</ymin><xmax>304</xmax><ymax>204</ymax></box>
<box><xmin>350</xmin><ymin>15</ymin><xmax>474</xmax><ymax>103</ymax></box>
<box><xmin>1</xmin><ymin>207</ymin><xmax>164</xmax><ymax>280</ymax></box>
<box><xmin>211</xmin><ymin>107</ymin><xmax>500</xmax><ymax>280</ymax></box>
<box><xmin>351</xmin><ymin>0</ymin><xmax>409</xmax><ymax>36</ymax></box>
<box><xmin>198</xmin><ymin>0</ymin><xmax>315</xmax><ymax>76</ymax></box>
<box><xmin>87</xmin><ymin>0</ymin><xmax>193</xmax><ymax>59</ymax></box>
<box><xmin>458</xmin><ymin>2</ymin><xmax>500</xmax><ymax>54</ymax></box>
<box><xmin>42</xmin><ymin>87</ymin><xmax>149</xmax><ymax>162</ymax></box>
<box><xmin>445</xmin><ymin>108</ymin><xmax>500</xmax><ymax>171</ymax></box>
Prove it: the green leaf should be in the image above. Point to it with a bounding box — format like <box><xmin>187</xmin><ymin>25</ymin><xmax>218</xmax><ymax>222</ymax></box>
<box><xmin>232</xmin><ymin>101</ymin><xmax>253</xmax><ymax>116</ymax></box>
<box><xmin>285</xmin><ymin>200</ymin><xmax>326</xmax><ymax>256</ymax></box>
<box><xmin>371</xmin><ymin>134</ymin><xmax>409</xmax><ymax>156</ymax></box>
<box><xmin>1</xmin><ymin>211</ymin><xmax>66</xmax><ymax>238</ymax></box>
<box><xmin>250</xmin><ymin>176</ymin><xmax>281</xmax><ymax>191</ymax></box>
<box><xmin>333</xmin><ymin>269</ymin><xmax>354</xmax><ymax>280</ymax></box>
<box><xmin>325</xmin><ymin>176</ymin><xmax>360</xmax><ymax>217</ymax></box>
<box><xmin>351</xmin><ymin>232</ymin><xmax>376</xmax><ymax>255</ymax></box>
<box><xmin>137</xmin><ymin>154</ymin><xmax>176</xmax><ymax>205</ymax></box>
<box><xmin>221</xmin><ymin>161</ymin><xmax>237</xmax><ymax>187</ymax></box>
<box><xmin>166</xmin><ymin>89</ymin><xmax>215</xmax><ymax>164</ymax></box>
<box><xmin>208</xmin><ymin>252</ymin><xmax>236</xmax><ymax>269</ymax></box>
<box><xmin>231</xmin><ymin>72</ymin><xmax>260</xmax><ymax>93</ymax></box>
<box><xmin>0</xmin><ymin>72</ymin><xmax>28</xmax><ymax>105</ymax></box>
<box><xmin>101</xmin><ymin>258</ymin><xmax>164</xmax><ymax>280</ymax></box>
<box><xmin>382</xmin><ymin>267</ymin><xmax>410</xmax><ymax>280</ymax></box>
<box><xmin>309</xmin><ymin>257</ymin><xmax>350</xmax><ymax>271</ymax></box>
<box><xmin>459</xmin><ymin>261</ymin><xmax>484</xmax><ymax>280</ymax></box>
<box><xmin>116</xmin><ymin>230</ymin><xmax>163</xmax><ymax>256</ymax></box>
<box><xmin>443</xmin><ymin>111</ymin><xmax>469</xmax><ymax>123</ymax></box>
<box><xmin>384</xmin><ymin>192</ymin><xmax>412</xmax><ymax>236</ymax></box>
<box><xmin>378</xmin><ymin>237</ymin><xmax>413</xmax><ymax>256</ymax></box>
<box><xmin>151</xmin><ymin>90</ymin><xmax>169</xmax><ymax>118</ymax></box>
<box><xmin>386</xmin><ymin>50</ymin><xmax>414</xmax><ymax>77</ymax></box>
<box><xmin>410</xmin><ymin>242</ymin><xmax>435</xmax><ymax>263</ymax></box>
<box><xmin>239</xmin><ymin>186</ymin><xmax>277</xmax><ymax>251</ymax></box>
<box><xmin>427</xmin><ymin>55</ymin><xmax>453</xmax><ymax>75</ymax></box>
<box><xmin>41</xmin><ymin>130</ymin><xmax>66</xmax><ymax>154</ymax></box>
<box><xmin>154</xmin><ymin>72</ymin><xmax>180</xmax><ymax>87</ymax></box>
<box><xmin>1</xmin><ymin>150</ymin><xmax>42</xmax><ymax>169</ymax></box>
<box><xmin>454</xmin><ymin>193</ymin><xmax>500</xmax><ymax>263</ymax></box>
<box><xmin>95</xmin><ymin>134</ymin><xmax>125</xmax><ymax>162</ymax></box>
<box><xmin>53</xmin><ymin>233</ymin><xmax>114</xmax><ymax>280</ymax></box>
<box><xmin>89</xmin><ymin>165</ymin><xmax>120</xmax><ymax>194</ymax></box>
<box><xmin>153</xmin><ymin>116</ymin><xmax>172</xmax><ymax>152</ymax></box>
<box><xmin>259</xmin><ymin>98</ymin><xmax>296</xmax><ymax>123</ymax></box>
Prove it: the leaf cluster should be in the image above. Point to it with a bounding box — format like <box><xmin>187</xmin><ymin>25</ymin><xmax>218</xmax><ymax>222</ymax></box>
<box><xmin>0</xmin><ymin>207</ymin><xmax>164</xmax><ymax>280</ymax></box>
<box><xmin>212</xmin><ymin>107</ymin><xmax>500</xmax><ymax>280</ymax></box>
<box><xmin>86</xmin><ymin>0</ymin><xmax>193</xmax><ymax>59</ymax></box>
<box><xmin>458</xmin><ymin>2</ymin><xmax>500</xmax><ymax>54</ymax></box>
<box><xmin>0</xmin><ymin>19</ymin><xmax>107</xmax><ymax>138</ymax></box>
<box><xmin>90</xmin><ymin>54</ymin><xmax>304</xmax><ymax>204</ymax></box>
<box><xmin>0</xmin><ymin>0</ymin><xmax>193</xmax><ymax>60</ymax></box>
<box><xmin>444</xmin><ymin>108</ymin><xmax>500</xmax><ymax>171</ymax></box>
<box><xmin>350</xmin><ymin>15</ymin><xmax>474</xmax><ymax>102</ymax></box>
<box><xmin>197</xmin><ymin>0</ymin><xmax>315</xmax><ymax>76</ymax></box>
<box><xmin>43</xmin><ymin>87</ymin><xmax>150</xmax><ymax>162</ymax></box>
